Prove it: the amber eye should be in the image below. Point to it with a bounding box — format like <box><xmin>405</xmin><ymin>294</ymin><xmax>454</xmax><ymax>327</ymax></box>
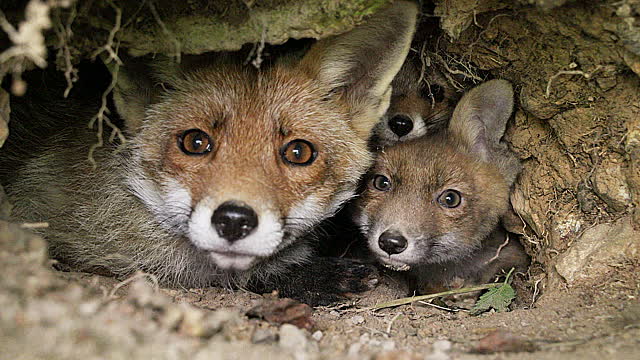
<box><xmin>438</xmin><ymin>189</ymin><xmax>462</xmax><ymax>208</ymax></box>
<box><xmin>281</xmin><ymin>139</ymin><xmax>317</xmax><ymax>166</ymax></box>
<box><xmin>178</xmin><ymin>129</ymin><xmax>212</xmax><ymax>156</ymax></box>
<box><xmin>372</xmin><ymin>175</ymin><xmax>392</xmax><ymax>191</ymax></box>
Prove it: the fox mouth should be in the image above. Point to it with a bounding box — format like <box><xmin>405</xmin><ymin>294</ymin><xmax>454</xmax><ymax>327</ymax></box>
<box><xmin>378</xmin><ymin>257</ymin><xmax>411</xmax><ymax>272</ymax></box>
<box><xmin>208</xmin><ymin>250</ymin><xmax>258</xmax><ymax>271</ymax></box>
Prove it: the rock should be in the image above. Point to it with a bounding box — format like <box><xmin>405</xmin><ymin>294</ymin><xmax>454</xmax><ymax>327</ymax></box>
<box><xmin>279</xmin><ymin>323</ymin><xmax>308</xmax><ymax>349</ymax></box>
<box><xmin>311</xmin><ymin>330</ymin><xmax>323</xmax><ymax>341</ymax></box>
<box><xmin>624</xmin><ymin>50</ymin><xmax>640</xmax><ymax>77</ymax></box>
<box><xmin>593</xmin><ymin>157</ymin><xmax>632</xmax><ymax>212</ymax></box>
<box><xmin>246</xmin><ymin>297</ymin><xmax>314</xmax><ymax>330</ymax></box>
<box><xmin>555</xmin><ymin>217</ymin><xmax>640</xmax><ymax>285</ymax></box>
<box><xmin>350</xmin><ymin>315</ymin><xmax>365</xmax><ymax>325</ymax></box>
<box><xmin>472</xmin><ymin>329</ymin><xmax>538</xmax><ymax>353</ymax></box>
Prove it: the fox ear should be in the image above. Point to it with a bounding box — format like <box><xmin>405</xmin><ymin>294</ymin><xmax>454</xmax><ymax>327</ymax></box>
<box><xmin>448</xmin><ymin>79</ymin><xmax>514</xmax><ymax>161</ymax></box>
<box><xmin>109</xmin><ymin>56</ymin><xmax>182</xmax><ymax>134</ymax></box>
<box><xmin>298</xmin><ymin>1</ymin><xmax>418</xmax><ymax>140</ymax></box>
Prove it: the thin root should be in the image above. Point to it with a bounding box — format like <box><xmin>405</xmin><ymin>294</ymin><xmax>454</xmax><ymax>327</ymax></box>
<box><xmin>107</xmin><ymin>272</ymin><xmax>160</xmax><ymax>300</ymax></box>
<box><xmin>544</xmin><ymin>66</ymin><xmax>603</xmax><ymax>98</ymax></box>
<box><xmin>485</xmin><ymin>233</ymin><xmax>510</xmax><ymax>265</ymax></box>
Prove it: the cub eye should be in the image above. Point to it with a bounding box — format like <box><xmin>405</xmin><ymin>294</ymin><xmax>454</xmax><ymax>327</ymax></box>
<box><xmin>438</xmin><ymin>189</ymin><xmax>462</xmax><ymax>208</ymax></box>
<box><xmin>372</xmin><ymin>175</ymin><xmax>392</xmax><ymax>192</ymax></box>
<box><xmin>178</xmin><ymin>129</ymin><xmax>213</xmax><ymax>156</ymax></box>
<box><xmin>281</xmin><ymin>139</ymin><xmax>317</xmax><ymax>166</ymax></box>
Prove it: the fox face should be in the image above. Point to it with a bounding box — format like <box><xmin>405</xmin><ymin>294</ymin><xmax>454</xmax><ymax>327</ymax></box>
<box><xmin>127</xmin><ymin>66</ymin><xmax>371</xmax><ymax>270</ymax></box>
<box><xmin>115</xmin><ymin>1</ymin><xmax>418</xmax><ymax>272</ymax></box>
<box><xmin>373</xmin><ymin>57</ymin><xmax>459</xmax><ymax>146</ymax></box>
<box><xmin>355</xmin><ymin>80</ymin><xmax>519</xmax><ymax>271</ymax></box>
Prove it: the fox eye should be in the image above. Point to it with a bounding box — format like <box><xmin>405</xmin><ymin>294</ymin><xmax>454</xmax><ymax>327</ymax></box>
<box><xmin>281</xmin><ymin>139</ymin><xmax>317</xmax><ymax>166</ymax></box>
<box><xmin>178</xmin><ymin>129</ymin><xmax>213</xmax><ymax>156</ymax></box>
<box><xmin>438</xmin><ymin>189</ymin><xmax>462</xmax><ymax>208</ymax></box>
<box><xmin>372</xmin><ymin>175</ymin><xmax>392</xmax><ymax>191</ymax></box>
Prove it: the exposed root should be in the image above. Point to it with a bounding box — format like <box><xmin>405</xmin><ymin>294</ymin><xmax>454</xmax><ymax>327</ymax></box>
<box><xmin>148</xmin><ymin>0</ymin><xmax>181</xmax><ymax>62</ymax></box>
<box><xmin>19</xmin><ymin>222</ymin><xmax>50</xmax><ymax>229</ymax></box>
<box><xmin>544</xmin><ymin>65</ymin><xmax>603</xmax><ymax>98</ymax></box>
<box><xmin>244</xmin><ymin>24</ymin><xmax>267</xmax><ymax>69</ymax></box>
<box><xmin>53</xmin><ymin>3</ymin><xmax>77</xmax><ymax>98</ymax></box>
<box><xmin>485</xmin><ymin>233</ymin><xmax>510</xmax><ymax>265</ymax></box>
<box><xmin>0</xmin><ymin>0</ymin><xmax>72</xmax><ymax>95</ymax></box>
<box><xmin>87</xmin><ymin>62</ymin><xmax>126</xmax><ymax>168</ymax></box>
<box><xmin>90</xmin><ymin>0</ymin><xmax>122</xmax><ymax>65</ymax></box>
<box><xmin>107</xmin><ymin>271</ymin><xmax>160</xmax><ymax>300</ymax></box>
<box><xmin>430</xmin><ymin>51</ymin><xmax>482</xmax><ymax>91</ymax></box>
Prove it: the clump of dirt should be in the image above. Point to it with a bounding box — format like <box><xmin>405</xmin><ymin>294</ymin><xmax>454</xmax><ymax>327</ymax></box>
<box><xmin>1</xmin><ymin>0</ymin><xmax>640</xmax><ymax>359</ymax></box>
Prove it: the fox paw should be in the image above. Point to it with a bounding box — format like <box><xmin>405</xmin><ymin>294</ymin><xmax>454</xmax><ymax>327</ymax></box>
<box><xmin>280</xmin><ymin>257</ymin><xmax>379</xmax><ymax>307</ymax></box>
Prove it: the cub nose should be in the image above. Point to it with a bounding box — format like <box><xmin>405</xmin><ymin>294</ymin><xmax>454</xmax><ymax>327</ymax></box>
<box><xmin>388</xmin><ymin>114</ymin><xmax>414</xmax><ymax>137</ymax></box>
<box><xmin>378</xmin><ymin>231</ymin><xmax>408</xmax><ymax>255</ymax></box>
<box><xmin>211</xmin><ymin>202</ymin><xmax>258</xmax><ymax>242</ymax></box>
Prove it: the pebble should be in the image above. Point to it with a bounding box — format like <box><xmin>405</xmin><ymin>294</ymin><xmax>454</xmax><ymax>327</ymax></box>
<box><xmin>350</xmin><ymin>315</ymin><xmax>365</xmax><ymax>325</ymax></box>
<box><xmin>312</xmin><ymin>330</ymin><xmax>323</xmax><ymax>341</ymax></box>
<box><xmin>279</xmin><ymin>323</ymin><xmax>308</xmax><ymax>351</ymax></box>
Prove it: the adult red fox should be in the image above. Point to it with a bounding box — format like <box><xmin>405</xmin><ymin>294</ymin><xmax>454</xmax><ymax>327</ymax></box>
<box><xmin>1</xmin><ymin>1</ymin><xmax>418</xmax><ymax>305</ymax></box>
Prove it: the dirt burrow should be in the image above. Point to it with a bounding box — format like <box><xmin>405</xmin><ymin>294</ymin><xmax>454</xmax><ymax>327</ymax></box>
<box><xmin>1</xmin><ymin>0</ymin><xmax>640</xmax><ymax>359</ymax></box>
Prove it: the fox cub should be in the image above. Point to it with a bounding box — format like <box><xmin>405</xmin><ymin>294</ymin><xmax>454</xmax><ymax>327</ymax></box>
<box><xmin>0</xmin><ymin>2</ymin><xmax>417</xmax><ymax>305</ymax></box>
<box><xmin>372</xmin><ymin>56</ymin><xmax>459</xmax><ymax>146</ymax></box>
<box><xmin>355</xmin><ymin>80</ymin><xmax>528</xmax><ymax>294</ymax></box>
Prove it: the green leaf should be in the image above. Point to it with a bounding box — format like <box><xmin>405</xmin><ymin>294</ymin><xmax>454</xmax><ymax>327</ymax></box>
<box><xmin>470</xmin><ymin>268</ymin><xmax>516</xmax><ymax>316</ymax></box>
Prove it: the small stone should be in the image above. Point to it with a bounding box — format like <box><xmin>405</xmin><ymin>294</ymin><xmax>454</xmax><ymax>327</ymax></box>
<box><xmin>311</xmin><ymin>330</ymin><xmax>323</xmax><ymax>341</ymax></box>
<box><xmin>433</xmin><ymin>340</ymin><xmax>452</xmax><ymax>352</ymax></box>
<box><xmin>593</xmin><ymin>158</ymin><xmax>631</xmax><ymax>212</ymax></box>
<box><xmin>347</xmin><ymin>343</ymin><xmax>362</xmax><ymax>357</ymax></box>
<box><xmin>329</xmin><ymin>310</ymin><xmax>340</xmax><ymax>317</ymax></box>
<box><xmin>381</xmin><ymin>340</ymin><xmax>395</xmax><ymax>351</ymax></box>
<box><xmin>279</xmin><ymin>323</ymin><xmax>308</xmax><ymax>351</ymax></box>
<box><xmin>252</xmin><ymin>328</ymin><xmax>277</xmax><ymax>344</ymax></box>
<box><xmin>350</xmin><ymin>315</ymin><xmax>365</xmax><ymax>325</ymax></box>
<box><xmin>555</xmin><ymin>217</ymin><xmax>639</xmax><ymax>284</ymax></box>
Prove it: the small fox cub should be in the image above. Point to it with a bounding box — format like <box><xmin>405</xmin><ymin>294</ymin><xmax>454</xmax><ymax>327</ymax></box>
<box><xmin>372</xmin><ymin>56</ymin><xmax>459</xmax><ymax>146</ymax></box>
<box><xmin>0</xmin><ymin>2</ymin><xmax>417</xmax><ymax>305</ymax></box>
<box><xmin>355</xmin><ymin>80</ymin><xmax>528</xmax><ymax>294</ymax></box>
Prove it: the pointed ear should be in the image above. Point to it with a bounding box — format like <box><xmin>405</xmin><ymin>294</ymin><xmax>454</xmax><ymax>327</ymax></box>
<box><xmin>107</xmin><ymin>55</ymin><xmax>182</xmax><ymax>134</ymax></box>
<box><xmin>298</xmin><ymin>1</ymin><xmax>418</xmax><ymax>140</ymax></box>
<box><xmin>448</xmin><ymin>79</ymin><xmax>514</xmax><ymax>160</ymax></box>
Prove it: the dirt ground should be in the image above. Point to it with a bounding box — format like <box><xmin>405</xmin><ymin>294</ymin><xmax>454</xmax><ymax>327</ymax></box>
<box><xmin>1</xmin><ymin>0</ymin><xmax>640</xmax><ymax>359</ymax></box>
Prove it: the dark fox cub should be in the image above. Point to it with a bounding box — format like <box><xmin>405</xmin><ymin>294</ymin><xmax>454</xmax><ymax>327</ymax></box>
<box><xmin>0</xmin><ymin>2</ymin><xmax>418</xmax><ymax>305</ymax></box>
<box><xmin>372</xmin><ymin>55</ymin><xmax>459</xmax><ymax>146</ymax></box>
<box><xmin>355</xmin><ymin>80</ymin><xmax>529</xmax><ymax>294</ymax></box>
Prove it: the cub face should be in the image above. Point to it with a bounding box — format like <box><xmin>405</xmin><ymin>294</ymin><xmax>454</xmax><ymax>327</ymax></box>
<box><xmin>373</xmin><ymin>58</ymin><xmax>458</xmax><ymax>146</ymax></box>
<box><xmin>355</xmin><ymin>79</ymin><xmax>517</xmax><ymax>271</ymax></box>
<box><xmin>356</xmin><ymin>136</ymin><xmax>509</xmax><ymax>270</ymax></box>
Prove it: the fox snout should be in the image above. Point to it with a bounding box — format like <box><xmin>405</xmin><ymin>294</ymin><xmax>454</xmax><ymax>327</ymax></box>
<box><xmin>378</xmin><ymin>230</ymin><xmax>408</xmax><ymax>255</ymax></box>
<box><xmin>211</xmin><ymin>201</ymin><xmax>259</xmax><ymax>242</ymax></box>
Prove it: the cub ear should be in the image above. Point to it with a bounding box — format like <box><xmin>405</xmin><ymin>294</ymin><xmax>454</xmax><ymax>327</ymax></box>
<box><xmin>298</xmin><ymin>1</ymin><xmax>418</xmax><ymax>140</ymax></box>
<box><xmin>448</xmin><ymin>79</ymin><xmax>514</xmax><ymax>161</ymax></box>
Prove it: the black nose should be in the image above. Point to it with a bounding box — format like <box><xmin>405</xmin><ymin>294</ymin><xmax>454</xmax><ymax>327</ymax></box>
<box><xmin>388</xmin><ymin>114</ymin><xmax>414</xmax><ymax>137</ymax></box>
<box><xmin>211</xmin><ymin>202</ymin><xmax>258</xmax><ymax>242</ymax></box>
<box><xmin>378</xmin><ymin>231</ymin><xmax>408</xmax><ymax>255</ymax></box>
